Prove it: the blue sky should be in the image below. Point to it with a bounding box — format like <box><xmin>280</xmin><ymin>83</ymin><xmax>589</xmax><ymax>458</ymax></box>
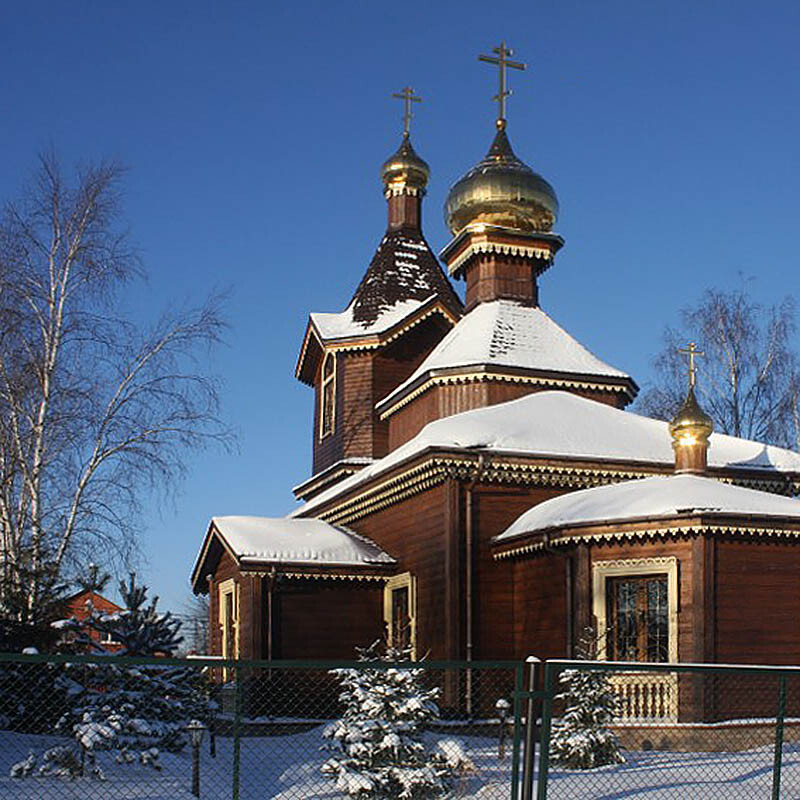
<box><xmin>2</xmin><ymin>1</ymin><xmax>799</xmax><ymax>612</ymax></box>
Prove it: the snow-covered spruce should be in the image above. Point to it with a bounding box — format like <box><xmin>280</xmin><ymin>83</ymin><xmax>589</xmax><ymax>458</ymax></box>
<box><xmin>321</xmin><ymin>642</ymin><xmax>462</xmax><ymax>798</ymax></box>
<box><xmin>19</xmin><ymin>573</ymin><xmax>212</xmax><ymax>779</ymax></box>
<box><xmin>549</xmin><ymin>667</ymin><xmax>624</xmax><ymax>770</ymax></box>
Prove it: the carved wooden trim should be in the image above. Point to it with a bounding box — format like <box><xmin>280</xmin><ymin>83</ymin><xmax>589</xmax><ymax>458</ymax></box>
<box><xmin>378</xmin><ymin>370</ymin><xmax>632</xmax><ymax>419</ymax></box>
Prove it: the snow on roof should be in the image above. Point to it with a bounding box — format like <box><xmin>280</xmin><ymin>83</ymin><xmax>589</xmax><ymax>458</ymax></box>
<box><xmin>311</xmin><ymin>296</ymin><xmax>434</xmax><ymax>340</ymax></box>
<box><xmin>292</xmin><ymin>391</ymin><xmax>800</xmax><ymax>518</ymax></box>
<box><xmin>497</xmin><ymin>474</ymin><xmax>800</xmax><ymax>543</ymax></box>
<box><xmin>379</xmin><ymin>300</ymin><xmax>631</xmax><ymax>408</ymax></box>
<box><xmin>212</xmin><ymin>516</ymin><xmax>395</xmax><ymax>566</ymax></box>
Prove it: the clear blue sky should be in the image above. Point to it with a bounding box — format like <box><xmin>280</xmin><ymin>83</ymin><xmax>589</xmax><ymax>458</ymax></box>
<box><xmin>2</xmin><ymin>1</ymin><xmax>799</xmax><ymax>612</ymax></box>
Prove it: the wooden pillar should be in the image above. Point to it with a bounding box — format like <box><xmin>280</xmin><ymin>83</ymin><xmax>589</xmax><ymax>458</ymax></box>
<box><xmin>443</xmin><ymin>479</ymin><xmax>463</xmax><ymax>709</ymax></box>
<box><xmin>686</xmin><ymin>534</ymin><xmax>717</xmax><ymax>721</ymax></box>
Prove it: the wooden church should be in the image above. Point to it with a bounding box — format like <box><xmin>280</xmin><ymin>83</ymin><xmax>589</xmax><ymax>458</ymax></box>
<box><xmin>191</xmin><ymin>48</ymin><xmax>800</xmax><ymax>721</ymax></box>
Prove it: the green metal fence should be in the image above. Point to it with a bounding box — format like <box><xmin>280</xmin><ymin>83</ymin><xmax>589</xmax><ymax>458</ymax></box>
<box><xmin>0</xmin><ymin>652</ymin><xmax>525</xmax><ymax>799</ymax></box>
<box><xmin>536</xmin><ymin>659</ymin><xmax>800</xmax><ymax>800</ymax></box>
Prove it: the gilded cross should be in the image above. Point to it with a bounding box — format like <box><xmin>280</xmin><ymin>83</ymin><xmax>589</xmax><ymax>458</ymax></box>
<box><xmin>479</xmin><ymin>41</ymin><xmax>526</xmax><ymax>124</ymax></box>
<box><xmin>392</xmin><ymin>87</ymin><xmax>423</xmax><ymax>138</ymax></box>
<box><xmin>678</xmin><ymin>342</ymin><xmax>705</xmax><ymax>388</ymax></box>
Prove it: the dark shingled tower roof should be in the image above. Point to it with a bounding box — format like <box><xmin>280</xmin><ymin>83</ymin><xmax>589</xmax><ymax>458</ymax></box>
<box><xmin>348</xmin><ymin>229</ymin><xmax>462</xmax><ymax>327</ymax></box>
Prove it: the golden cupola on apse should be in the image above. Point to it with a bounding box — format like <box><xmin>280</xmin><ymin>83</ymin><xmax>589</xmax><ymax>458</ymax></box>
<box><xmin>439</xmin><ymin>43</ymin><xmax>564</xmax><ymax>311</ymax></box>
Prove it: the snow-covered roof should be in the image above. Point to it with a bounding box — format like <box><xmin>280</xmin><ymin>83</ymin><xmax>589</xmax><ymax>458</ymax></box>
<box><xmin>311</xmin><ymin>296</ymin><xmax>435</xmax><ymax>340</ymax></box>
<box><xmin>497</xmin><ymin>474</ymin><xmax>800</xmax><ymax>543</ymax></box>
<box><xmin>292</xmin><ymin>391</ymin><xmax>800</xmax><ymax>517</ymax></box>
<box><xmin>211</xmin><ymin>516</ymin><xmax>395</xmax><ymax>566</ymax></box>
<box><xmin>379</xmin><ymin>300</ymin><xmax>634</xmax><ymax>410</ymax></box>
<box><xmin>191</xmin><ymin>517</ymin><xmax>396</xmax><ymax>589</ymax></box>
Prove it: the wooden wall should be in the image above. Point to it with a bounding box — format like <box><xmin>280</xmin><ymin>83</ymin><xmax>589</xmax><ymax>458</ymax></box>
<box><xmin>278</xmin><ymin>580</ymin><xmax>384</xmax><ymax>659</ymax></box>
<box><xmin>351</xmin><ymin>483</ymin><xmax>450</xmax><ymax>659</ymax></box>
<box><xmin>312</xmin><ymin>319</ymin><xmax>448</xmax><ymax>474</ymax></box>
<box><xmin>716</xmin><ymin>539</ymin><xmax>800</xmax><ymax>665</ymax></box>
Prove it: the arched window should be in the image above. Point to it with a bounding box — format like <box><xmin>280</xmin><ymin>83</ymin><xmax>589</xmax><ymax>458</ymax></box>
<box><xmin>320</xmin><ymin>351</ymin><xmax>336</xmax><ymax>439</ymax></box>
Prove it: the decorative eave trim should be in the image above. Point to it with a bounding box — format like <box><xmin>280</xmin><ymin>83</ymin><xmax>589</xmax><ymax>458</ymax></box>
<box><xmin>306</xmin><ymin>454</ymin><xmax>662</xmax><ymax>526</ymax></box>
<box><xmin>384</xmin><ymin>184</ymin><xmax>424</xmax><ymax>198</ymax></box>
<box><xmin>307</xmin><ymin>302</ymin><xmax>460</xmax><ymax>360</ymax></box>
<box><xmin>295</xmin><ymin>320</ymin><xmax>325</xmax><ymax>385</ymax></box>
<box><xmin>240</xmin><ymin>567</ymin><xmax>392</xmax><ymax>582</ymax></box>
<box><xmin>377</xmin><ymin>368</ymin><xmax>637</xmax><ymax>419</ymax></box>
<box><xmin>300</xmin><ymin>451</ymin><xmax>800</xmax><ymax>527</ymax></box>
<box><xmin>292</xmin><ymin>458</ymin><xmax>374</xmax><ymax>501</ymax></box>
<box><xmin>493</xmin><ymin>522</ymin><xmax>800</xmax><ymax>560</ymax></box>
<box><xmin>446</xmin><ymin>240</ymin><xmax>554</xmax><ymax>277</ymax></box>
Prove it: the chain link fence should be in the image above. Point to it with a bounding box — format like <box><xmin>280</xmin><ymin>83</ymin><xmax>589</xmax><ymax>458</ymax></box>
<box><xmin>536</xmin><ymin>659</ymin><xmax>800</xmax><ymax>799</ymax></box>
<box><xmin>0</xmin><ymin>652</ymin><xmax>524</xmax><ymax>799</ymax></box>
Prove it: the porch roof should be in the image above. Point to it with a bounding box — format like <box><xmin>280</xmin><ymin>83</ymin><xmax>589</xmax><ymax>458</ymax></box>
<box><xmin>191</xmin><ymin>516</ymin><xmax>396</xmax><ymax>592</ymax></box>
<box><xmin>496</xmin><ymin>473</ymin><xmax>800</xmax><ymax>546</ymax></box>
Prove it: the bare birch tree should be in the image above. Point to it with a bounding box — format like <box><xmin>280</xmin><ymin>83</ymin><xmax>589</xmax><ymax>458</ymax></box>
<box><xmin>638</xmin><ymin>288</ymin><xmax>800</xmax><ymax>450</ymax></box>
<box><xmin>0</xmin><ymin>154</ymin><xmax>230</xmax><ymax>623</ymax></box>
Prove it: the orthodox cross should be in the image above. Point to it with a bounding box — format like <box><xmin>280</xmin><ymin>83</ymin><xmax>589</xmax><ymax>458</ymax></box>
<box><xmin>392</xmin><ymin>87</ymin><xmax>422</xmax><ymax>138</ymax></box>
<box><xmin>479</xmin><ymin>41</ymin><xmax>526</xmax><ymax>124</ymax></box>
<box><xmin>678</xmin><ymin>342</ymin><xmax>705</xmax><ymax>388</ymax></box>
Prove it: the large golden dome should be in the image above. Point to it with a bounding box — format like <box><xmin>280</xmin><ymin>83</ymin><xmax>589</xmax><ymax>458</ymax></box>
<box><xmin>444</xmin><ymin>122</ymin><xmax>558</xmax><ymax>236</ymax></box>
<box><xmin>381</xmin><ymin>134</ymin><xmax>430</xmax><ymax>194</ymax></box>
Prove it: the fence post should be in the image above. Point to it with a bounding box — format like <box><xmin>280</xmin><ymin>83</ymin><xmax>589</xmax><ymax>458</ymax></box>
<box><xmin>772</xmin><ymin>674</ymin><xmax>787</xmax><ymax>800</ymax></box>
<box><xmin>522</xmin><ymin>656</ymin><xmax>540</xmax><ymax>800</ymax></box>
<box><xmin>536</xmin><ymin>662</ymin><xmax>555</xmax><ymax>800</ymax></box>
<box><xmin>232</xmin><ymin>663</ymin><xmax>242</xmax><ymax>800</ymax></box>
<box><xmin>510</xmin><ymin>662</ymin><xmax>525</xmax><ymax>800</ymax></box>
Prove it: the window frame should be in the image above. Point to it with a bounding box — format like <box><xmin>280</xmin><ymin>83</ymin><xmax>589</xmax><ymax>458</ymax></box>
<box><xmin>592</xmin><ymin>557</ymin><xmax>678</xmax><ymax>663</ymax></box>
<box><xmin>383</xmin><ymin>572</ymin><xmax>417</xmax><ymax>659</ymax></box>
<box><xmin>319</xmin><ymin>350</ymin><xmax>336</xmax><ymax>440</ymax></box>
<box><xmin>218</xmin><ymin>578</ymin><xmax>239</xmax><ymax>676</ymax></box>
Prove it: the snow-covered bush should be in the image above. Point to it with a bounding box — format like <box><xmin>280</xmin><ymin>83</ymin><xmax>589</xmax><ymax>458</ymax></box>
<box><xmin>322</xmin><ymin>641</ymin><xmax>461</xmax><ymax>798</ymax></box>
<box><xmin>549</xmin><ymin>667</ymin><xmax>624</xmax><ymax>770</ymax></box>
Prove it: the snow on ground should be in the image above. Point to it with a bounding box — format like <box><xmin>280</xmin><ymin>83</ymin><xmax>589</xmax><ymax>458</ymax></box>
<box><xmin>3</xmin><ymin>727</ymin><xmax>800</xmax><ymax>798</ymax></box>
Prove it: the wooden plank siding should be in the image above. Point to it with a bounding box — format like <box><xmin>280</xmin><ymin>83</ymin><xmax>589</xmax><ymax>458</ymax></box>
<box><xmin>715</xmin><ymin>539</ymin><xmax>800</xmax><ymax>665</ymax></box>
<box><xmin>351</xmin><ymin>483</ymin><xmax>450</xmax><ymax>658</ymax></box>
<box><xmin>279</xmin><ymin>580</ymin><xmax>384</xmax><ymax>659</ymax></box>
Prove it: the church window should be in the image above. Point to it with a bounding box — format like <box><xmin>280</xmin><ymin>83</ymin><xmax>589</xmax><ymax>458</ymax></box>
<box><xmin>592</xmin><ymin>557</ymin><xmax>678</xmax><ymax>663</ymax></box>
<box><xmin>606</xmin><ymin>575</ymin><xmax>668</xmax><ymax>662</ymax></box>
<box><xmin>218</xmin><ymin>579</ymin><xmax>239</xmax><ymax>677</ymax></box>
<box><xmin>384</xmin><ymin>572</ymin><xmax>416</xmax><ymax>657</ymax></box>
<box><xmin>320</xmin><ymin>351</ymin><xmax>336</xmax><ymax>439</ymax></box>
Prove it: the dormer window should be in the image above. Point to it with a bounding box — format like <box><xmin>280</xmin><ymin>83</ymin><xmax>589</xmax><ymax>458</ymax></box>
<box><xmin>320</xmin><ymin>351</ymin><xmax>336</xmax><ymax>439</ymax></box>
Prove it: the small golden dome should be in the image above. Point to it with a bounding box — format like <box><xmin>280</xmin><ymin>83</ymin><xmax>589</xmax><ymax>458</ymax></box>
<box><xmin>669</xmin><ymin>387</ymin><xmax>714</xmax><ymax>447</ymax></box>
<box><xmin>444</xmin><ymin>123</ymin><xmax>559</xmax><ymax>236</ymax></box>
<box><xmin>381</xmin><ymin>135</ymin><xmax>430</xmax><ymax>194</ymax></box>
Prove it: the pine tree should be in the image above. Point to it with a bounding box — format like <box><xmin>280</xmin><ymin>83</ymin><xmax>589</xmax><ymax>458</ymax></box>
<box><xmin>549</xmin><ymin>631</ymin><xmax>624</xmax><ymax>770</ymax></box>
<box><xmin>321</xmin><ymin>641</ymin><xmax>458</xmax><ymax>798</ymax></box>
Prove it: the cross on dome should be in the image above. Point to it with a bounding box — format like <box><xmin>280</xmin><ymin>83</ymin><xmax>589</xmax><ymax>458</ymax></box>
<box><xmin>478</xmin><ymin>41</ymin><xmax>526</xmax><ymax>128</ymax></box>
<box><xmin>678</xmin><ymin>342</ymin><xmax>705</xmax><ymax>388</ymax></box>
<box><xmin>391</xmin><ymin>86</ymin><xmax>423</xmax><ymax>138</ymax></box>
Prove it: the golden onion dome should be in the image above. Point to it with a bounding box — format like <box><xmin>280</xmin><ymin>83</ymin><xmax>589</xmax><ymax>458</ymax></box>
<box><xmin>669</xmin><ymin>387</ymin><xmax>714</xmax><ymax>447</ymax></box>
<box><xmin>444</xmin><ymin>122</ymin><xmax>559</xmax><ymax>236</ymax></box>
<box><xmin>381</xmin><ymin>134</ymin><xmax>430</xmax><ymax>194</ymax></box>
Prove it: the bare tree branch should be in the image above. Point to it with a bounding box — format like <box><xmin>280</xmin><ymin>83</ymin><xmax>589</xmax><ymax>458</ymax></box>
<box><xmin>637</xmin><ymin>288</ymin><xmax>799</xmax><ymax>451</ymax></box>
<box><xmin>0</xmin><ymin>154</ymin><xmax>232</xmax><ymax>623</ymax></box>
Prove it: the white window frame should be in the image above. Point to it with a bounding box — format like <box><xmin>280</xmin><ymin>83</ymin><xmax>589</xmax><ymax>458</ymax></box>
<box><xmin>218</xmin><ymin>578</ymin><xmax>239</xmax><ymax>673</ymax></box>
<box><xmin>592</xmin><ymin>556</ymin><xmax>679</xmax><ymax>663</ymax></box>
<box><xmin>384</xmin><ymin>572</ymin><xmax>417</xmax><ymax>659</ymax></box>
